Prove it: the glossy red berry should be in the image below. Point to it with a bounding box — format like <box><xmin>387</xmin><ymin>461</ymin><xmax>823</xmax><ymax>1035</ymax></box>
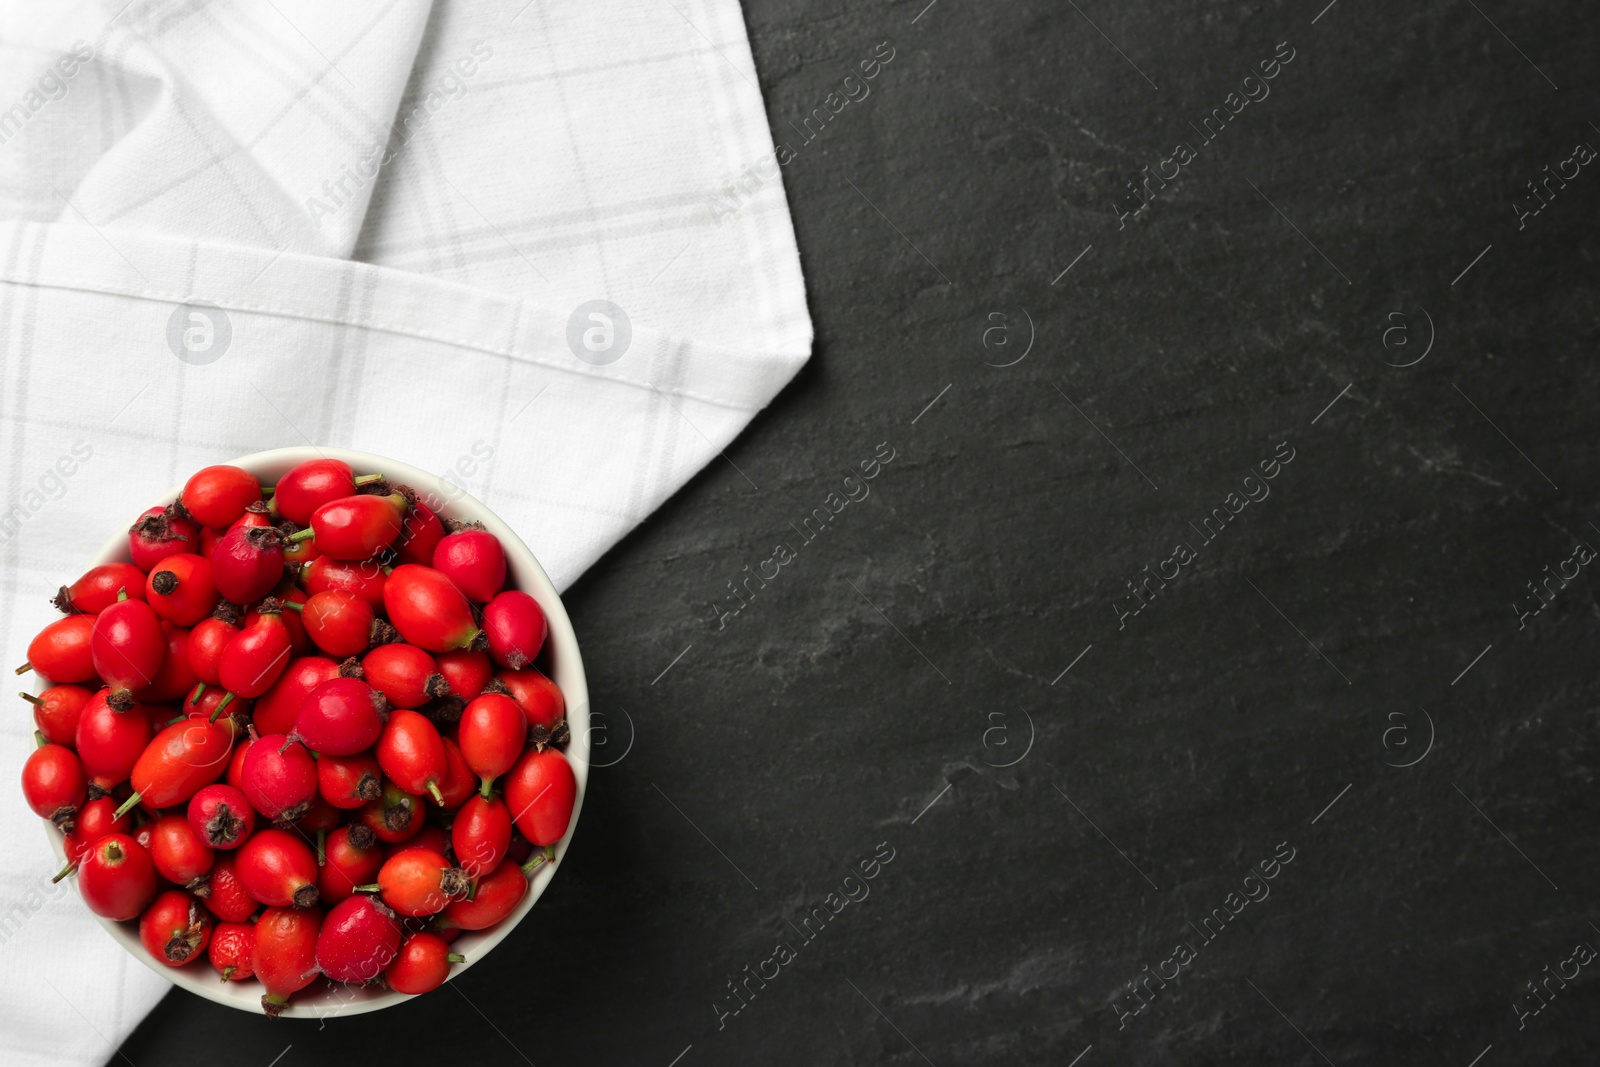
<box><xmin>239</xmin><ymin>734</ymin><xmax>317</xmax><ymax>822</ymax></box>
<box><xmin>385</xmin><ymin>932</ymin><xmax>464</xmax><ymax>995</ymax></box>
<box><xmin>294</xmin><ymin>590</ymin><xmax>376</xmax><ymax>658</ymax></box>
<box><xmin>291</xmin><ymin>492</ymin><xmax>408</xmax><ymax>560</ymax></box>
<box><xmin>236</xmin><ymin>828</ymin><xmax>319</xmax><ymax>909</ymax></box>
<box><xmin>376</xmin><ymin>709</ymin><xmax>448</xmax><ymax>805</ymax></box>
<box><xmin>482</xmin><ymin>591</ymin><xmax>547</xmax><ymax>670</ymax></box>
<box><xmin>179</xmin><ymin>465</ymin><xmax>261</xmax><ymax>528</ymax></box>
<box><xmin>90</xmin><ymin>592</ymin><xmax>167</xmax><ymax>709</ymax></box>
<box><xmin>209</xmin><ymin>921</ymin><xmax>256</xmax><ymax>981</ymax></box>
<box><xmin>452</xmin><ymin>793</ymin><xmax>512</xmax><ymax>879</ymax></box>
<box><xmin>384</xmin><ymin>565</ymin><xmax>481</xmax><ymax>652</ymax></box>
<box><xmin>145</xmin><ymin>814</ymin><xmax>215</xmax><ymax>890</ymax></box>
<box><xmin>128</xmin><ymin>507</ymin><xmax>199</xmax><ymax>573</ymax></box>
<box><xmin>438</xmin><ymin>859</ymin><xmax>529</xmax><ymax>932</ymax></box>
<box><xmin>318</xmin><ymin>824</ymin><xmax>382</xmax><ymax>905</ymax></box>
<box><xmin>299</xmin><ymin>557</ymin><xmax>387</xmax><ymax>610</ymax></box>
<box><xmin>273</xmin><ymin>459</ymin><xmax>378</xmax><ymax>526</ymax></box>
<box><xmin>361</xmin><ymin>644</ymin><xmax>446</xmax><ymax>709</ymax></box>
<box><xmin>185</xmin><ymin>612</ymin><xmax>239</xmax><ymax>686</ymax></box>
<box><xmin>317</xmin><ymin>751</ymin><xmax>383</xmax><ymax>810</ymax></box>
<box><xmin>139</xmin><ymin>888</ymin><xmax>213</xmax><ymax>967</ymax></box>
<box><xmin>137</xmin><ymin>621</ymin><xmax>198</xmax><ymax>704</ymax></box>
<box><xmin>316</xmin><ymin>893</ymin><xmax>402</xmax><ymax>983</ymax></box>
<box><xmin>217</xmin><ymin>605</ymin><xmax>293</xmax><ymax>699</ymax></box>
<box><xmin>19</xmin><ymin>614</ymin><xmax>98</xmax><ymax>683</ymax></box>
<box><xmin>211</xmin><ymin>524</ymin><xmax>285</xmax><ymax>605</ymax></box>
<box><xmin>145</xmin><ymin>554</ymin><xmax>219</xmax><ymax>626</ymax></box>
<box><xmin>499</xmin><ymin>668</ymin><xmax>565</xmax><ymax>732</ymax></box>
<box><xmin>78</xmin><ymin>833</ymin><xmax>158</xmax><ymax>920</ymax></box>
<box><xmin>375</xmin><ymin>847</ymin><xmax>468</xmax><ymax>917</ymax></box>
<box><xmin>119</xmin><ymin>716</ymin><xmax>235</xmax><ymax>817</ymax></box>
<box><xmin>436</xmin><ymin>649</ymin><xmax>492</xmax><ymax>701</ymax></box>
<box><xmin>202</xmin><ymin>853</ymin><xmax>259</xmax><ymax>923</ymax></box>
<box><xmin>251</xmin><ymin>655</ymin><xmax>339</xmax><ymax>736</ymax></box>
<box><xmin>292</xmin><ymin>677</ymin><xmax>386</xmax><ymax>756</ymax></box>
<box><xmin>187</xmin><ymin>783</ymin><xmax>255</xmax><ymax>849</ymax></box>
<box><xmin>54</xmin><ymin>562</ymin><xmax>148</xmax><ymax>615</ymax></box>
<box><xmin>432</xmin><ymin>528</ymin><xmax>506</xmax><ymax>604</ymax></box>
<box><xmin>505</xmin><ymin>748</ymin><xmax>577</xmax><ymax>847</ymax></box>
<box><xmin>356</xmin><ymin>781</ymin><xmax>423</xmax><ymax>844</ymax></box>
<box><xmin>75</xmin><ymin>689</ymin><xmax>152</xmax><ymax>786</ymax></box>
<box><xmin>22</xmin><ymin>684</ymin><xmax>93</xmax><ymax>746</ymax></box>
<box><xmin>393</xmin><ymin>498</ymin><xmax>444</xmax><ymax>567</ymax></box>
<box><xmin>458</xmin><ymin>694</ymin><xmax>527</xmax><ymax>792</ymax></box>
<box><xmin>437</xmin><ymin>738</ymin><xmax>478</xmax><ymax>810</ymax></box>
<box><xmin>22</xmin><ymin>741</ymin><xmax>85</xmax><ymax>832</ymax></box>
<box><xmin>254</xmin><ymin>905</ymin><xmax>322</xmax><ymax>1016</ymax></box>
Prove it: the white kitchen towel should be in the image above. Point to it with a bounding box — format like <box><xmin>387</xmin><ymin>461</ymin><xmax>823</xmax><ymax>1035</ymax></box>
<box><xmin>0</xmin><ymin>1</ymin><xmax>809</xmax><ymax>1063</ymax></box>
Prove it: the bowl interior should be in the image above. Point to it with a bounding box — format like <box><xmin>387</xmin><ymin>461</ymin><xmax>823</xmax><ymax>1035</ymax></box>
<box><xmin>41</xmin><ymin>447</ymin><xmax>589</xmax><ymax>1017</ymax></box>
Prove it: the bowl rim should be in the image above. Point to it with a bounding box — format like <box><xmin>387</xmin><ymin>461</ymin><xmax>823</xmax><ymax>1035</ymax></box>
<box><xmin>40</xmin><ymin>446</ymin><xmax>589</xmax><ymax>1018</ymax></box>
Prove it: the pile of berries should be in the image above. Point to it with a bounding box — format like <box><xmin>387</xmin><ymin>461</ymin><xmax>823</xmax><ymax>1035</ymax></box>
<box><xmin>17</xmin><ymin>459</ymin><xmax>576</xmax><ymax>1015</ymax></box>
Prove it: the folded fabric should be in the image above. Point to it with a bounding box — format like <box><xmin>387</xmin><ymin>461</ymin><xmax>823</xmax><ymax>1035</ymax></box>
<box><xmin>0</xmin><ymin>2</ymin><xmax>808</xmax><ymax>1063</ymax></box>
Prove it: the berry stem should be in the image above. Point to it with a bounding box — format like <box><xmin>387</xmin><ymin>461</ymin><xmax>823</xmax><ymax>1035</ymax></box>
<box><xmin>426</xmin><ymin>780</ymin><xmax>446</xmax><ymax>807</ymax></box>
<box><xmin>352</xmin><ymin>883</ymin><xmax>381</xmax><ymax>893</ymax></box>
<box><xmin>189</xmin><ymin>682</ymin><xmax>206</xmax><ymax>704</ymax></box>
<box><xmin>210</xmin><ymin>693</ymin><xmax>235</xmax><ymax>723</ymax></box>
<box><xmin>51</xmin><ymin>860</ymin><xmax>77</xmax><ymax>883</ymax></box>
<box><xmin>478</xmin><ymin>776</ymin><xmax>493</xmax><ymax>799</ymax></box>
<box><xmin>14</xmin><ymin>663</ymin><xmax>32</xmax><ymax>675</ymax></box>
<box><xmin>282</xmin><ymin>600</ymin><xmax>305</xmax><ymax>613</ymax></box>
<box><xmin>33</xmin><ymin>730</ymin><xmax>46</xmax><ymax>748</ymax></box>
<box><xmin>446</xmin><ymin>953</ymin><xmax>466</xmax><ymax>963</ymax></box>
<box><xmin>285</xmin><ymin>528</ymin><xmax>315</xmax><ymax>544</ymax></box>
<box><xmin>353</xmin><ymin>474</ymin><xmax>384</xmax><ymax>486</ymax></box>
<box><xmin>520</xmin><ymin>846</ymin><xmax>556</xmax><ymax>876</ymax></box>
<box><xmin>19</xmin><ymin>691</ymin><xmax>41</xmax><ymax>706</ymax></box>
<box><xmin>113</xmin><ymin>792</ymin><xmax>143</xmax><ymax>820</ymax></box>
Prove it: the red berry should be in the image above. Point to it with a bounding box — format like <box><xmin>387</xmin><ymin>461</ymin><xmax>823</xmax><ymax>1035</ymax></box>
<box><xmin>145</xmin><ymin>814</ymin><xmax>215</xmax><ymax>890</ymax></box>
<box><xmin>316</xmin><ymin>894</ymin><xmax>402</xmax><ymax>983</ymax></box>
<box><xmin>295</xmin><ymin>590</ymin><xmax>375</xmax><ymax>658</ymax></box>
<box><xmin>209</xmin><ymin>921</ymin><xmax>256</xmax><ymax>981</ymax></box>
<box><xmin>273</xmin><ymin>459</ymin><xmax>370</xmax><ymax>526</ymax></box>
<box><xmin>122</xmin><ymin>716</ymin><xmax>235</xmax><ymax>815</ymax></box>
<box><xmin>78</xmin><ymin>833</ymin><xmax>157</xmax><ymax>920</ymax></box>
<box><xmin>187</xmin><ymin>783</ymin><xmax>255</xmax><ymax>849</ymax></box>
<box><xmin>217</xmin><ymin>605</ymin><xmax>293</xmax><ymax>699</ymax></box>
<box><xmin>393</xmin><ymin>498</ymin><xmax>445</xmax><ymax>567</ymax></box>
<box><xmin>211</xmin><ymin>525</ymin><xmax>285</xmax><ymax>605</ymax></box>
<box><xmin>239</xmin><ymin>734</ymin><xmax>317</xmax><ymax>822</ymax></box>
<box><xmin>375</xmin><ymin>847</ymin><xmax>468</xmax><ymax>917</ymax></box>
<box><xmin>202</xmin><ymin>853</ymin><xmax>259</xmax><ymax>923</ymax></box>
<box><xmin>438</xmin><ymin>859</ymin><xmax>528</xmax><ymax>931</ymax></box>
<box><xmin>253</xmin><ymin>905</ymin><xmax>322</xmax><ymax>1016</ymax></box>
<box><xmin>185</xmin><ymin>614</ymin><xmax>239</xmax><ymax>686</ymax></box>
<box><xmin>318</xmin><ymin>824</ymin><xmax>382</xmax><ymax>905</ymax></box>
<box><xmin>432</xmin><ymin>529</ymin><xmax>506</xmax><ymax>604</ymax></box>
<box><xmin>299</xmin><ymin>558</ymin><xmax>386</xmax><ymax>610</ymax></box>
<box><xmin>383</xmin><ymin>565</ymin><xmax>480</xmax><ymax>653</ymax></box>
<box><xmin>293</xmin><ymin>493</ymin><xmax>408</xmax><ymax>561</ymax></box>
<box><xmin>139</xmin><ymin>888</ymin><xmax>213</xmax><ymax>966</ymax></box>
<box><xmin>356</xmin><ymin>781</ymin><xmax>424</xmax><ymax>844</ymax></box>
<box><xmin>385</xmin><ymin>932</ymin><xmax>463</xmax><ymax>995</ymax></box>
<box><xmin>317</xmin><ymin>751</ymin><xmax>383</xmax><ymax>810</ymax></box>
<box><xmin>236</xmin><ymin>828</ymin><xmax>319</xmax><ymax>908</ymax></box>
<box><xmin>128</xmin><ymin>507</ymin><xmax>199</xmax><ymax>573</ymax></box>
<box><xmin>180</xmin><ymin>466</ymin><xmax>261</xmax><ymax>528</ymax></box>
<box><xmin>251</xmin><ymin>655</ymin><xmax>339</xmax><ymax>736</ymax></box>
<box><xmin>144</xmin><ymin>554</ymin><xmax>219</xmax><ymax>626</ymax></box>
<box><xmin>436</xmin><ymin>649</ymin><xmax>492</xmax><ymax>701</ymax></box>
<box><xmin>54</xmin><ymin>563</ymin><xmax>148</xmax><ymax>615</ymax></box>
<box><xmin>22</xmin><ymin>741</ymin><xmax>85</xmax><ymax>832</ymax></box>
<box><xmin>137</xmin><ymin>621</ymin><xmax>199</xmax><ymax>704</ymax></box>
<box><xmin>75</xmin><ymin>689</ymin><xmax>152</xmax><ymax>786</ymax></box>
<box><xmin>505</xmin><ymin>748</ymin><xmax>577</xmax><ymax>847</ymax></box>
<box><xmin>361</xmin><ymin>644</ymin><xmax>446</xmax><ymax>710</ymax></box>
<box><xmin>498</xmin><ymin>668</ymin><xmax>565</xmax><ymax>732</ymax></box>
<box><xmin>458</xmin><ymin>694</ymin><xmax>527</xmax><ymax>791</ymax></box>
<box><xmin>481</xmin><ymin>591</ymin><xmax>547</xmax><ymax>670</ymax></box>
<box><xmin>23</xmin><ymin>684</ymin><xmax>93</xmax><ymax>746</ymax></box>
<box><xmin>90</xmin><ymin>592</ymin><xmax>166</xmax><ymax>709</ymax></box>
<box><xmin>376</xmin><ymin>709</ymin><xmax>448</xmax><ymax>805</ymax></box>
<box><xmin>292</xmin><ymin>677</ymin><xmax>386</xmax><ymax>756</ymax></box>
<box><xmin>20</xmin><ymin>614</ymin><xmax>97</xmax><ymax>683</ymax></box>
<box><xmin>452</xmin><ymin>793</ymin><xmax>512</xmax><ymax>879</ymax></box>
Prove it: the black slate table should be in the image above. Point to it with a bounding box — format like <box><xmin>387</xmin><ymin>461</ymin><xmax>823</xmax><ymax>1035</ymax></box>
<box><xmin>122</xmin><ymin>1</ymin><xmax>1600</xmax><ymax>1063</ymax></box>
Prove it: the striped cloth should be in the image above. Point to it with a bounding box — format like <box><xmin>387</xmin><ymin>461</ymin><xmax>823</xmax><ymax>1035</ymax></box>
<box><xmin>0</xmin><ymin>1</ymin><xmax>808</xmax><ymax>1062</ymax></box>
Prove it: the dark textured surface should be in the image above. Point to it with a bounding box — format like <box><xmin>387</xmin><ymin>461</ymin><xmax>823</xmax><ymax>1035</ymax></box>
<box><xmin>122</xmin><ymin>1</ymin><xmax>1600</xmax><ymax>1064</ymax></box>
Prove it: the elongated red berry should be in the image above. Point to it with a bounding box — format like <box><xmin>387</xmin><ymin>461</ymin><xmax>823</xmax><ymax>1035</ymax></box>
<box><xmin>217</xmin><ymin>604</ymin><xmax>293</xmax><ymax>699</ymax></box>
<box><xmin>90</xmin><ymin>592</ymin><xmax>167</xmax><ymax>710</ymax></box>
<box><xmin>393</xmin><ymin>498</ymin><xmax>444</xmax><ymax>568</ymax></box>
<box><xmin>54</xmin><ymin>562</ymin><xmax>147</xmax><ymax>615</ymax></box>
<box><xmin>384</xmin><ymin>565</ymin><xmax>481</xmax><ymax>652</ymax></box>
<box><xmin>385</xmin><ymin>932</ymin><xmax>464</xmax><ymax>995</ymax></box>
<box><xmin>146</xmin><ymin>813</ymin><xmax>215</xmax><ymax>890</ymax></box>
<box><xmin>452</xmin><ymin>793</ymin><xmax>512</xmax><ymax>879</ymax></box>
<box><xmin>212</xmin><ymin>525</ymin><xmax>285</xmax><ymax>605</ymax></box>
<box><xmin>186</xmin><ymin>610</ymin><xmax>240</xmax><ymax>686</ymax></box>
<box><xmin>23</xmin><ymin>684</ymin><xmax>92</xmax><ymax>746</ymax></box>
<box><xmin>118</xmin><ymin>716</ymin><xmax>235</xmax><ymax>816</ymax></box>
<box><xmin>375</xmin><ymin>847</ymin><xmax>468</xmax><ymax>917</ymax></box>
<box><xmin>499</xmin><ymin>668</ymin><xmax>564</xmax><ymax>732</ymax></box>
<box><xmin>145</xmin><ymin>554</ymin><xmax>219</xmax><ymax>626</ymax></box>
<box><xmin>202</xmin><ymin>853</ymin><xmax>259</xmax><ymax>923</ymax></box>
<box><xmin>78</xmin><ymin>833</ymin><xmax>157</xmax><ymax>920</ymax></box>
<box><xmin>254</xmin><ymin>905</ymin><xmax>322</xmax><ymax>1016</ymax></box>
<box><xmin>292</xmin><ymin>677</ymin><xmax>386</xmax><ymax>756</ymax></box>
<box><xmin>236</xmin><ymin>828</ymin><xmax>319</xmax><ymax>909</ymax></box>
<box><xmin>317</xmin><ymin>751</ymin><xmax>383</xmax><ymax>810</ymax></box>
<box><xmin>299</xmin><ymin>557</ymin><xmax>387</xmax><ymax>610</ymax></box>
<box><xmin>432</xmin><ymin>528</ymin><xmax>506</xmax><ymax>604</ymax></box>
<box><xmin>140</xmin><ymin>889</ymin><xmax>213</xmax><ymax>966</ymax></box>
<box><xmin>291</xmin><ymin>493</ymin><xmax>408</xmax><ymax>560</ymax></box>
<box><xmin>481</xmin><ymin>591</ymin><xmax>546</xmax><ymax>670</ymax></box>
<box><xmin>129</xmin><ymin>507</ymin><xmax>199</xmax><ymax>573</ymax></box>
<box><xmin>458</xmin><ymin>693</ymin><xmax>527</xmax><ymax>792</ymax></box>
<box><xmin>376</xmin><ymin>709</ymin><xmax>448</xmax><ymax>805</ymax></box>
<box><xmin>438</xmin><ymin>858</ymin><xmax>531</xmax><ymax>931</ymax></box>
<box><xmin>359</xmin><ymin>643</ymin><xmax>445</xmax><ymax>710</ymax></box>
<box><xmin>19</xmin><ymin>614</ymin><xmax>97</xmax><ymax>683</ymax></box>
<box><xmin>294</xmin><ymin>590</ymin><xmax>376</xmax><ymax>658</ymax></box>
<box><xmin>75</xmin><ymin>689</ymin><xmax>152</xmax><ymax>786</ymax></box>
<box><xmin>22</xmin><ymin>741</ymin><xmax>85</xmax><ymax>832</ymax></box>
<box><xmin>273</xmin><ymin>459</ymin><xmax>378</xmax><ymax>526</ymax></box>
<box><xmin>505</xmin><ymin>748</ymin><xmax>576</xmax><ymax>846</ymax></box>
<box><xmin>317</xmin><ymin>894</ymin><xmax>402</xmax><ymax>982</ymax></box>
<box><xmin>436</xmin><ymin>650</ymin><xmax>492</xmax><ymax>701</ymax></box>
<box><xmin>319</xmin><ymin>824</ymin><xmax>382</xmax><ymax>905</ymax></box>
<box><xmin>179</xmin><ymin>465</ymin><xmax>261</xmax><ymax>528</ymax></box>
<box><xmin>356</xmin><ymin>781</ymin><xmax>423</xmax><ymax>844</ymax></box>
<box><xmin>251</xmin><ymin>655</ymin><xmax>338</xmax><ymax>736</ymax></box>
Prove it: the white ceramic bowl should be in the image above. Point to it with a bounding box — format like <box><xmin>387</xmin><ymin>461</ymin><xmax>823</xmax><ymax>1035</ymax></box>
<box><xmin>38</xmin><ymin>447</ymin><xmax>589</xmax><ymax>1017</ymax></box>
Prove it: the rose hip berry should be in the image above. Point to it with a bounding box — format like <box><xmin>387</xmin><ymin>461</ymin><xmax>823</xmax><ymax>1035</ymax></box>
<box><xmin>482</xmin><ymin>591</ymin><xmax>547</xmax><ymax>670</ymax></box>
<box><xmin>356</xmin><ymin>781</ymin><xmax>423</xmax><ymax>844</ymax></box>
<box><xmin>458</xmin><ymin>693</ymin><xmax>527</xmax><ymax>795</ymax></box>
<box><xmin>432</xmin><ymin>527</ymin><xmax>506</xmax><ymax>604</ymax></box>
<box><xmin>146</xmin><ymin>813</ymin><xmax>216</xmax><ymax>892</ymax></box>
<box><xmin>371</xmin><ymin>847</ymin><xmax>469</xmax><ymax>917</ymax></box>
<box><xmin>212</xmin><ymin>525</ymin><xmax>286</xmax><ymax>606</ymax></box>
<box><xmin>505</xmin><ymin>748</ymin><xmax>577</xmax><ymax>847</ymax></box>
<box><xmin>272</xmin><ymin>459</ymin><xmax>380</xmax><ymax>526</ymax></box>
<box><xmin>318</xmin><ymin>824</ymin><xmax>382</xmax><ymax>905</ymax></box>
<box><xmin>115</xmin><ymin>715</ymin><xmax>235</xmax><ymax>818</ymax></box>
<box><xmin>138</xmin><ymin>621</ymin><xmax>200</xmax><ymax>704</ymax></box>
<box><xmin>75</xmin><ymin>690</ymin><xmax>153</xmax><ymax>787</ymax></box>
<box><xmin>145</xmin><ymin>554</ymin><xmax>219</xmax><ymax>627</ymax></box>
<box><xmin>139</xmin><ymin>889</ymin><xmax>214</xmax><ymax>966</ymax></box>
<box><xmin>316</xmin><ymin>893</ymin><xmax>403</xmax><ymax>983</ymax></box>
<box><xmin>178</xmin><ymin>465</ymin><xmax>261</xmax><ymax>528</ymax></box>
<box><xmin>436</xmin><ymin>649</ymin><xmax>493</xmax><ymax>701</ymax></box>
<box><xmin>452</xmin><ymin>793</ymin><xmax>512</xmax><ymax>879</ymax></box>
<box><xmin>128</xmin><ymin>507</ymin><xmax>199</xmax><ymax>573</ymax></box>
<box><xmin>385</xmin><ymin>932</ymin><xmax>464</xmax><ymax>995</ymax></box>
<box><xmin>90</xmin><ymin>590</ymin><xmax>167</xmax><ymax>710</ymax></box>
<box><xmin>383</xmin><ymin>565</ymin><xmax>482</xmax><ymax>653</ymax></box>
<box><xmin>361</xmin><ymin>643</ymin><xmax>447</xmax><ymax>709</ymax></box>
<box><xmin>376</xmin><ymin>709</ymin><xmax>448</xmax><ymax>806</ymax></box>
<box><xmin>210</xmin><ymin>921</ymin><xmax>257</xmax><ymax>981</ymax></box>
<box><xmin>187</xmin><ymin>783</ymin><xmax>255</xmax><ymax>849</ymax></box>
<box><xmin>217</xmin><ymin>602</ymin><xmax>293</xmax><ymax>701</ymax></box>
<box><xmin>292</xmin><ymin>677</ymin><xmax>387</xmax><ymax>756</ymax></box>
<box><xmin>22</xmin><ymin>684</ymin><xmax>93</xmax><ymax>746</ymax></box>
<box><xmin>317</xmin><ymin>751</ymin><xmax>383</xmax><ymax>810</ymax></box>
<box><xmin>17</xmin><ymin>613</ymin><xmax>97</xmax><ymax>683</ymax></box>
<box><xmin>287</xmin><ymin>492</ymin><xmax>408</xmax><ymax>560</ymax></box>
<box><xmin>498</xmin><ymin>668</ymin><xmax>565</xmax><ymax>733</ymax></box>
<box><xmin>202</xmin><ymin>853</ymin><xmax>259</xmax><ymax>923</ymax></box>
<box><xmin>236</xmin><ymin>828</ymin><xmax>319</xmax><ymax>909</ymax></box>
<box><xmin>292</xmin><ymin>590</ymin><xmax>377</xmax><ymax>659</ymax></box>
<box><xmin>253</xmin><ymin>905</ymin><xmax>322</xmax><ymax>1016</ymax></box>
<box><xmin>299</xmin><ymin>557</ymin><xmax>387</xmax><ymax>610</ymax></box>
<box><xmin>239</xmin><ymin>735</ymin><xmax>317</xmax><ymax>823</ymax></box>
<box><xmin>78</xmin><ymin>833</ymin><xmax>158</xmax><ymax>920</ymax></box>
<box><xmin>251</xmin><ymin>654</ymin><xmax>339</xmax><ymax>736</ymax></box>
<box><xmin>54</xmin><ymin>562</ymin><xmax>148</xmax><ymax>615</ymax></box>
